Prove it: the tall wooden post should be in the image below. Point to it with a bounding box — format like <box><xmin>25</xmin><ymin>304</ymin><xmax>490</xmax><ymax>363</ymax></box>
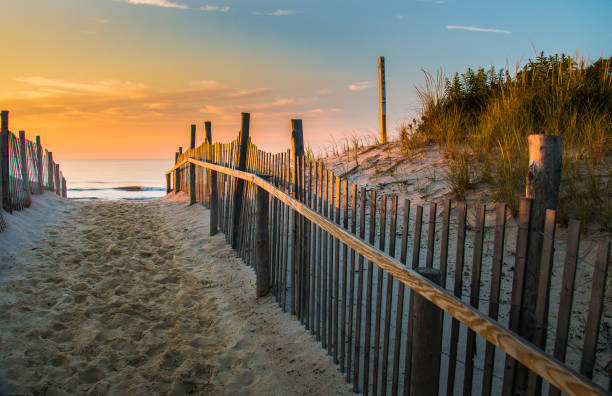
<box><xmin>18</xmin><ymin>131</ymin><xmax>31</xmax><ymax>205</ymax></box>
<box><xmin>410</xmin><ymin>267</ymin><xmax>443</xmax><ymax>396</ymax></box>
<box><xmin>378</xmin><ymin>56</ymin><xmax>387</xmax><ymax>144</ymax></box>
<box><xmin>255</xmin><ymin>183</ymin><xmax>271</xmax><ymax>297</ymax></box>
<box><xmin>208</xmin><ymin>123</ymin><xmax>218</xmax><ymax>235</ymax></box>
<box><xmin>189</xmin><ymin>124</ymin><xmax>197</xmax><ymax>205</ymax></box>
<box><xmin>1</xmin><ymin>111</ymin><xmax>10</xmax><ymax>211</ymax></box>
<box><xmin>514</xmin><ymin>134</ymin><xmax>563</xmax><ymax>393</ymax></box>
<box><xmin>231</xmin><ymin>112</ymin><xmax>250</xmax><ymax>249</ymax></box>
<box><xmin>47</xmin><ymin>151</ymin><xmax>54</xmax><ymax>192</ymax></box>
<box><xmin>36</xmin><ymin>136</ymin><xmax>43</xmax><ymax>193</ymax></box>
<box><xmin>205</xmin><ymin>121</ymin><xmax>212</xmax><ymax>208</ymax></box>
<box><xmin>291</xmin><ymin>119</ymin><xmax>304</xmax><ymax>316</ymax></box>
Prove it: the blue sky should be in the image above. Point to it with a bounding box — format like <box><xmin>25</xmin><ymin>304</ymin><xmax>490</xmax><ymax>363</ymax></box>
<box><xmin>0</xmin><ymin>0</ymin><xmax>610</xmax><ymax>158</ymax></box>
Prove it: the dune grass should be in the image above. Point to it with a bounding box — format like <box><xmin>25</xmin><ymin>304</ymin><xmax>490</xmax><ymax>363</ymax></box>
<box><xmin>401</xmin><ymin>52</ymin><xmax>611</xmax><ymax>229</ymax></box>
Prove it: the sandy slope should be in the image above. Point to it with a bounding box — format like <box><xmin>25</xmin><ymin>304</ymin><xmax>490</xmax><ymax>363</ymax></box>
<box><xmin>0</xmin><ymin>197</ymin><xmax>351</xmax><ymax>395</ymax></box>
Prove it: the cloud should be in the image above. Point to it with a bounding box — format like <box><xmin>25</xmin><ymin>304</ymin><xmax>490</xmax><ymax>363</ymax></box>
<box><xmin>229</xmin><ymin>88</ymin><xmax>273</xmax><ymax>98</ymax></box>
<box><xmin>254</xmin><ymin>9</ymin><xmax>303</xmax><ymax>16</ymax></box>
<box><xmin>347</xmin><ymin>81</ymin><xmax>373</xmax><ymax>91</ymax></box>
<box><xmin>200</xmin><ymin>5</ymin><xmax>230</xmax><ymax>12</ymax></box>
<box><xmin>446</xmin><ymin>25</ymin><xmax>511</xmax><ymax>34</ymax></box>
<box><xmin>95</xmin><ymin>18</ymin><xmax>109</xmax><ymax>24</ymax></box>
<box><xmin>112</xmin><ymin>0</ymin><xmax>189</xmax><ymax>9</ymax></box>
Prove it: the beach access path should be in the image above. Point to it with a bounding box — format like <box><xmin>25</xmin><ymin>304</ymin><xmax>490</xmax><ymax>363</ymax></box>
<box><xmin>0</xmin><ymin>195</ymin><xmax>352</xmax><ymax>395</ymax></box>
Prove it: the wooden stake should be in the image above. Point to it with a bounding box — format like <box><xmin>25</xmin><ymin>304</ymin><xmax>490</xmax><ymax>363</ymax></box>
<box><xmin>410</xmin><ymin>267</ymin><xmax>442</xmax><ymax>396</ymax></box>
<box><xmin>189</xmin><ymin>124</ymin><xmax>196</xmax><ymax>205</ymax></box>
<box><xmin>35</xmin><ymin>136</ymin><xmax>43</xmax><ymax>193</ymax></box>
<box><xmin>0</xmin><ymin>111</ymin><xmax>9</xmax><ymax>212</ymax></box>
<box><xmin>255</xmin><ymin>184</ymin><xmax>271</xmax><ymax>297</ymax></box>
<box><xmin>378</xmin><ymin>56</ymin><xmax>387</xmax><ymax>144</ymax></box>
<box><xmin>232</xmin><ymin>113</ymin><xmax>250</xmax><ymax>249</ymax></box>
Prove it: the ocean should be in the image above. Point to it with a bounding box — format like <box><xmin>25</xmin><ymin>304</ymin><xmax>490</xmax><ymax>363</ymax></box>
<box><xmin>59</xmin><ymin>159</ymin><xmax>174</xmax><ymax>200</ymax></box>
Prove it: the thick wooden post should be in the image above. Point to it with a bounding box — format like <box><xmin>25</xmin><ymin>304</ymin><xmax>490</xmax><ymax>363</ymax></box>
<box><xmin>166</xmin><ymin>173</ymin><xmax>171</xmax><ymax>193</ymax></box>
<box><xmin>514</xmin><ymin>134</ymin><xmax>563</xmax><ymax>393</ymax></box>
<box><xmin>208</xmin><ymin>123</ymin><xmax>218</xmax><ymax>236</ymax></box>
<box><xmin>410</xmin><ymin>267</ymin><xmax>442</xmax><ymax>396</ymax></box>
<box><xmin>378</xmin><ymin>56</ymin><xmax>387</xmax><ymax>144</ymax></box>
<box><xmin>291</xmin><ymin>119</ymin><xmax>304</xmax><ymax>316</ymax></box>
<box><xmin>231</xmin><ymin>112</ymin><xmax>250</xmax><ymax>249</ymax></box>
<box><xmin>54</xmin><ymin>164</ymin><xmax>60</xmax><ymax>195</ymax></box>
<box><xmin>1</xmin><ymin>111</ymin><xmax>9</xmax><ymax>211</ymax></box>
<box><xmin>205</xmin><ymin>121</ymin><xmax>212</xmax><ymax>208</ymax></box>
<box><xmin>255</xmin><ymin>183</ymin><xmax>271</xmax><ymax>297</ymax></box>
<box><xmin>36</xmin><ymin>136</ymin><xmax>43</xmax><ymax>193</ymax></box>
<box><xmin>18</xmin><ymin>131</ymin><xmax>31</xmax><ymax>204</ymax></box>
<box><xmin>61</xmin><ymin>177</ymin><xmax>66</xmax><ymax>198</ymax></box>
<box><xmin>189</xmin><ymin>124</ymin><xmax>196</xmax><ymax>205</ymax></box>
<box><xmin>47</xmin><ymin>151</ymin><xmax>54</xmax><ymax>192</ymax></box>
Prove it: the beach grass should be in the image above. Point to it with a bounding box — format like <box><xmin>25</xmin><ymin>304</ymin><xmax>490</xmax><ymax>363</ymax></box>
<box><xmin>403</xmin><ymin>52</ymin><xmax>611</xmax><ymax>228</ymax></box>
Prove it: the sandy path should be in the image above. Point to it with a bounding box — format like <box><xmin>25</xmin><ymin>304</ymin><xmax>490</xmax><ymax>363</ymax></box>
<box><xmin>0</xmin><ymin>200</ymin><xmax>351</xmax><ymax>395</ymax></box>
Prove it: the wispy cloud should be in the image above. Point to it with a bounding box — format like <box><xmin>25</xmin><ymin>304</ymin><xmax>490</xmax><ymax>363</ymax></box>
<box><xmin>446</xmin><ymin>25</ymin><xmax>511</xmax><ymax>34</ymax></box>
<box><xmin>200</xmin><ymin>5</ymin><xmax>230</xmax><ymax>12</ymax></box>
<box><xmin>254</xmin><ymin>9</ymin><xmax>303</xmax><ymax>16</ymax></box>
<box><xmin>95</xmin><ymin>18</ymin><xmax>109</xmax><ymax>24</ymax></box>
<box><xmin>112</xmin><ymin>0</ymin><xmax>189</xmax><ymax>9</ymax></box>
<box><xmin>347</xmin><ymin>81</ymin><xmax>373</xmax><ymax>91</ymax></box>
<box><xmin>395</xmin><ymin>15</ymin><xmax>404</xmax><ymax>20</ymax></box>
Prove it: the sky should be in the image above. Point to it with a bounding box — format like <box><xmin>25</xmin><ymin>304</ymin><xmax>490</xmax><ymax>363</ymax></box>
<box><xmin>1</xmin><ymin>0</ymin><xmax>610</xmax><ymax>159</ymax></box>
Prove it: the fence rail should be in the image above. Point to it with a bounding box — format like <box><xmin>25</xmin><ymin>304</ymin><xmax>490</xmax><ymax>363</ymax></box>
<box><xmin>0</xmin><ymin>110</ymin><xmax>67</xmax><ymax>232</ymax></box>
<box><xmin>165</xmin><ymin>113</ymin><xmax>610</xmax><ymax>396</ymax></box>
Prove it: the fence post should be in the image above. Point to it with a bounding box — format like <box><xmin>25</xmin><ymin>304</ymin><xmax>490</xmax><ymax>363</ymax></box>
<box><xmin>207</xmin><ymin>122</ymin><xmax>218</xmax><ymax>236</ymax></box>
<box><xmin>54</xmin><ymin>164</ymin><xmax>60</xmax><ymax>195</ymax></box>
<box><xmin>255</xmin><ymin>183</ymin><xmax>270</xmax><ymax>297</ymax></box>
<box><xmin>291</xmin><ymin>119</ymin><xmax>304</xmax><ymax>316</ymax></box>
<box><xmin>62</xmin><ymin>177</ymin><xmax>67</xmax><ymax>198</ymax></box>
<box><xmin>205</xmin><ymin>121</ymin><xmax>212</xmax><ymax>208</ymax></box>
<box><xmin>231</xmin><ymin>112</ymin><xmax>250</xmax><ymax>249</ymax></box>
<box><xmin>514</xmin><ymin>134</ymin><xmax>563</xmax><ymax>392</ymax></box>
<box><xmin>47</xmin><ymin>151</ymin><xmax>54</xmax><ymax>192</ymax></box>
<box><xmin>189</xmin><ymin>124</ymin><xmax>196</xmax><ymax>205</ymax></box>
<box><xmin>378</xmin><ymin>56</ymin><xmax>387</xmax><ymax>144</ymax></box>
<box><xmin>18</xmin><ymin>131</ymin><xmax>31</xmax><ymax>205</ymax></box>
<box><xmin>410</xmin><ymin>267</ymin><xmax>442</xmax><ymax>396</ymax></box>
<box><xmin>36</xmin><ymin>136</ymin><xmax>43</xmax><ymax>193</ymax></box>
<box><xmin>175</xmin><ymin>148</ymin><xmax>181</xmax><ymax>193</ymax></box>
<box><xmin>1</xmin><ymin>111</ymin><xmax>9</xmax><ymax>212</ymax></box>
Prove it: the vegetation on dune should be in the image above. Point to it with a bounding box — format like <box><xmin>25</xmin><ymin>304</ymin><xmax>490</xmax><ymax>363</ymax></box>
<box><xmin>401</xmin><ymin>52</ymin><xmax>612</xmax><ymax>229</ymax></box>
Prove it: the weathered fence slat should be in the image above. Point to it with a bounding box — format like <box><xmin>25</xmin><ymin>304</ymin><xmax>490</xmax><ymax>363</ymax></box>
<box><xmin>482</xmin><ymin>203</ymin><xmax>507</xmax><ymax>395</ymax></box>
<box><xmin>373</xmin><ymin>194</ymin><xmax>387</xmax><ymax>396</ymax></box>
<box><xmin>549</xmin><ymin>219</ymin><xmax>581</xmax><ymax>396</ymax></box>
<box><xmin>580</xmin><ymin>240</ymin><xmax>610</xmax><ymax>380</ymax></box>
<box><xmin>446</xmin><ymin>201</ymin><xmax>467</xmax><ymax>396</ymax></box>
<box><xmin>502</xmin><ymin>198</ymin><xmax>533</xmax><ymax>396</ymax></box>
<box><xmin>463</xmin><ymin>204</ymin><xmax>486</xmax><ymax>395</ymax></box>
<box><xmin>392</xmin><ymin>199</ymin><xmax>410</xmax><ymax>396</ymax></box>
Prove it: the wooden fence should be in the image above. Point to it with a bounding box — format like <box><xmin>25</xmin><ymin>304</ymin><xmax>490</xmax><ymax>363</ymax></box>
<box><xmin>166</xmin><ymin>113</ymin><xmax>610</xmax><ymax>396</ymax></box>
<box><xmin>0</xmin><ymin>110</ymin><xmax>67</xmax><ymax>232</ymax></box>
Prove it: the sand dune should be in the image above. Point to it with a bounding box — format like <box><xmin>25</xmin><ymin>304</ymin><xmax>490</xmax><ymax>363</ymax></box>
<box><xmin>0</xmin><ymin>198</ymin><xmax>351</xmax><ymax>395</ymax></box>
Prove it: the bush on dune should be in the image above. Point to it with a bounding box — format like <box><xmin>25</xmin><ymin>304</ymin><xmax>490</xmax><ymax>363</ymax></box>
<box><xmin>407</xmin><ymin>52</ymin><xmax>611</xmax><ymax>228</ymax></box>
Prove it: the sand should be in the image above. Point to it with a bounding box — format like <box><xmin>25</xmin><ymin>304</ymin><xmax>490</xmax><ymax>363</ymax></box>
<box><xmin>0</xmin><ymin>196</ymin><xmax>352</xmax><ymax>395</ymax></box>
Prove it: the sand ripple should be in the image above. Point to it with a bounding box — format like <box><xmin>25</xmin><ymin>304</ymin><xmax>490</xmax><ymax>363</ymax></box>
<box><xmin>0</xmin><ymin>202</ymin><xmax>219</xmax><ymax>395</ymax></box>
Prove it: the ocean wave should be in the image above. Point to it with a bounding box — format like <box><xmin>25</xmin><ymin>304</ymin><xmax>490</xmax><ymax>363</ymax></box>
<box><xmin>69</xmin><ymin>186</ymin><xmax>165</xmax><ymax>192</ymax></box>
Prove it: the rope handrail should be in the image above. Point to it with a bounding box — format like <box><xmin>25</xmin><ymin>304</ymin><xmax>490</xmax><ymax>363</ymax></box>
<box><xmin>168</xmin><ymin>156</ymin><xmax>607</xmax><ymax>396</ymax></box>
